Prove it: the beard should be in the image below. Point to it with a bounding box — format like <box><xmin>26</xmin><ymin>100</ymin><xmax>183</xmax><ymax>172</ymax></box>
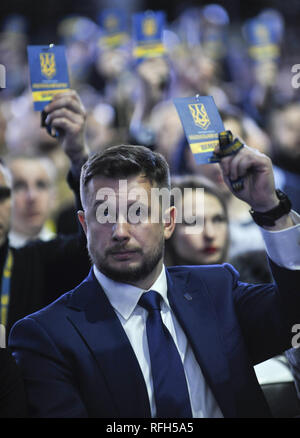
<box><xmin>87</xmin><ymin>238</ymin><xmax>165</xmax><ymax>285</ymax></box>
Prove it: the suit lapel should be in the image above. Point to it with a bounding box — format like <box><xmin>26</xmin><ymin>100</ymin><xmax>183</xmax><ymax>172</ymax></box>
<box><xmin>166</xmin><ymin>268</ymin><xmax>237</xmax><ymax>418</ymax></box>
<box><xmin>66</xmin><ymin>269</ymin><xmax>151</xmax><ymax>418</ymax></box>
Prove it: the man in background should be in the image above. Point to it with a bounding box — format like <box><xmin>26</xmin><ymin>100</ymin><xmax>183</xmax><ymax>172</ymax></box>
<box><xmin>0</xmin><ymin>90</ymin><xmax>91</xmax><ymax>340</ymax></box>
<box><xmin>8</xmin><ymin>155</ymin><xmax>56</xmax><ymax>247</ymax></box>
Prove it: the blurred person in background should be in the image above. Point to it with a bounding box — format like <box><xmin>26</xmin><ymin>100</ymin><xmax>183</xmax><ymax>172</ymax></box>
<box><xmin>129</xmin><ymin>56</ymin><xmax>173</xmax><ymax>148</ymax></box>
<box><xmin>92</xmin><ymin>45</ymin><xmax>134</xmax><ymax>137</ymax></box>
<box><xmin>170</xmin><ymin>4</ymin><xmax>230</xmax><ymax>110</ymax></box>
<box><xmin>147</xmin><ymin>99</ymin><xmax>184</xmax><ymax>166</ymax></box>
<box><xmin>8</xmin><ymin>155</ymin><xmax>57</xmax><ymax>248</ymax></box>
<box><xmin>57</xmin><ymin>16</ymin><xmax>99</xmax><ymax>92</ymax></box>
<box><xmin>165</xmin><ymin>175</ymin><xmax>230</xmax><ymax>267</ymax></box>
<box><xmin>0</xmin><ymin>15</ymin><xmax>28</xmax><ymax>100</ymax></box>
<box><xmin>0</xmin><ymin>160</ymin><xmax>12</xmax><ymax>248</ymax></box>
<box><xmin>172</xmin><ymin>45</ymin><xmax>229</xmax><ymax>110</ymax></box>
<box><xmin>266</xmin><ymin>100</ymin><xmax>300</xmax><ymax>213</ymax></box>
<box><xmin>239</xmin><ymin>9</ymin><xmax>286</xmax><ymax>128</ymax></box>
<box><xmin>229</xmin><ymin>249</ymin><xmax>272</xmax><ymax>284</ymax></box>
<box><xmin>85</xmin><ymin>103</ymin><xmax>120</xmax><ymax>153</ymax></box>
<box><xmin>0</xmin><ymin>90</ymin><xmax>91</xmax><ymax>342</ymax></box>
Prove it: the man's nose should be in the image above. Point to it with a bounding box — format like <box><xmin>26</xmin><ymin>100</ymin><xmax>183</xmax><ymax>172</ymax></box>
<box><xmin>26</xmin><ymin>187</ymin><xmax>38</xmax><ymax>202</ymax></box>
<box><xmin>112</xmin><ymin>219</ymin><xmax>130</xmax><ymax>241</ymax></box>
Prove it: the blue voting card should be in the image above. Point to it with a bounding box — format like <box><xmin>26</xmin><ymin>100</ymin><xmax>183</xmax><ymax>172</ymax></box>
<box><xmin>99</xmin><ymin>9</ymin><xmax>127</xmax><ymax>34</ymax></box>
<box><xmin>202</xmin><ymin>27</ymin><xmax>228</xmax><ymax>60</ymax></box>
<box><xmin>132</xmin><ymin>10</ymin><xmax>166</xmax><ymax>59</ymax></box>
<box><xmin>174</xmin><ymin>95</ymin><xmax>224</xmax><ymax>165</ymax></box>
<box><xmin>98</xmin><ymin>9</ymin><xmax>129</xmax><ymax>48</ymax></box>
<box><xmin>27</xmin><ymin>45</ymin><xmax>70</xmax><ymax>111</ymax></box>
<box><xmin>244</xmin><ymin>18</ymin><xmax>280</xmax><ymax>62</ymax></box>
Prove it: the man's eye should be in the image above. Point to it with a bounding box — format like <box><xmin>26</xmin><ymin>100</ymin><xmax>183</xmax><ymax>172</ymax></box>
<box><xmin>213</xmin><ymin>215</ymin><xmax>226</xmax><ymax>224</ymax></box>
<box><xmin>36</xmin><ymin>180</ymin><xmax>49</xmax><ymax>190</ymax></box>
<box><xmin>96</xmin><ymin>204</ymin><xmax>116</xmax><ymax>223</ymax></box>
<box><xmin>13</xmin><ymin>181</ymin><xmax>26</xmax><ymax>191</ymax></box>
<box><xmin>127</xmin><ymin>204</ymin><xmax>149</xmax><ymax>224</ymax></box>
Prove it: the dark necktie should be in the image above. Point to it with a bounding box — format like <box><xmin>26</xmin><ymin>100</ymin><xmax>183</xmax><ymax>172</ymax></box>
<box><xmin>139</xmin><ymin>290</ymin><xmax>193</xmax><ymax>418</ymax></box>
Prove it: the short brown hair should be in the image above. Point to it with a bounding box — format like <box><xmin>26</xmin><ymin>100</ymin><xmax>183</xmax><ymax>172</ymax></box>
<box><xmin>80</xmin><ymin>144</ymin><xmax>171</xmax><ymax>203</ymax></box>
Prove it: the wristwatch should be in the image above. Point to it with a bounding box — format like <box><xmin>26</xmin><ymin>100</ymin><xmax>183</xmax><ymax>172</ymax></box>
<box><xmin>249</xmin><ymin>189</ymin><xmax>292</xmax><ymax>227</ymax></box>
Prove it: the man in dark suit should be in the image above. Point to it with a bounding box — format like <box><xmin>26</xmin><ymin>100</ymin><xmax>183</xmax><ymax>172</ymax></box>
<box><xmin>0</xmin><ymin>90</ymin><xmax>91</xmax><ymax>340</ymax></box>
<box><xmin>9</xmin><ymin>141</ymin><xmax>300</xmax><ymax>418</ymax></box>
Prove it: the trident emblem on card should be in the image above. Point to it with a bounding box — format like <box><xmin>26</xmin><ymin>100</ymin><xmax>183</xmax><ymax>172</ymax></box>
<box><xmin>40</xmin><ymin>52</ymin><xmax>56</xmax><ymax>79</ymax></box>
<box><xmin>188</xmin><ymin>103</ymin><xmax>211</xmax><ymax>130</ymax></box>
<box><xmin>254</xmin><ymin>24</ymin><xmax>269</xmax><ymax>44</ymax></box>
<box><xmin>142</xmin><ymin>17</ymin><xmax>157</xmax><ymax>36</ymax></box>
<box><xmin>105</xmin><ymin>14</ymin><xmax>119</xmax><ymax>31</ymax></box>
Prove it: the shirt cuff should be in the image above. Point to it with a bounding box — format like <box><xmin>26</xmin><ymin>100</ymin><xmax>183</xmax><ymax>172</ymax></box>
<box><xmin>259</xmin><ymin>210</ymin><xmax>300</xmax><ymax>270</ymax></box>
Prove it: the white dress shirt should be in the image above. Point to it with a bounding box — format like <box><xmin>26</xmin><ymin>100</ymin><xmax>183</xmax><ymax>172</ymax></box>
<box><xmin>9</xmin><ymin>225</ymin><xmax>56</xmax><ymax>248</ymax></box>
<box><xmin>93</xmin><ymin>214</ymin><xmax>300</xmax><ymax>417</ymax></box>
<box><xmin>259</xmin><ymin>210</ymin><xmax>300</xmax><ymax>270</ymax></box>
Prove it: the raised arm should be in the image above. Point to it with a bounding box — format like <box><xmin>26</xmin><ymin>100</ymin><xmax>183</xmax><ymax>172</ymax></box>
<box><xmin>44</xmin><ymin>90</ymin><xmax>89</xmax><ymax>174</ymax></box>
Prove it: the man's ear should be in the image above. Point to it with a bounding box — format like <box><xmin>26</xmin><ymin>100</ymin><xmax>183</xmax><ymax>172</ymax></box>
<box><xmin>163</xmin><ymin>206</ymin><xmax>176</xmax><ymax>240</ymax></box>
<box><xmin>77</xmin><ymin>210</ymin><xmax>87</xmax><ymax>235</ymax></box>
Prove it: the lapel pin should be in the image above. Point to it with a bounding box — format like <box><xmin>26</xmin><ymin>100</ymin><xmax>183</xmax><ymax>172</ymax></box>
<box><xmin>184</xmin><ymin>293</ymin><xmax>193</xmax><ymax>301</ymax></box>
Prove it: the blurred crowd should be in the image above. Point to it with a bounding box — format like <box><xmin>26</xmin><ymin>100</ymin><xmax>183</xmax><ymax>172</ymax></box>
<box><xmin>0</xmin><ymin>4</ymin><xmax>300</xmax><ymax>258</ymax></box>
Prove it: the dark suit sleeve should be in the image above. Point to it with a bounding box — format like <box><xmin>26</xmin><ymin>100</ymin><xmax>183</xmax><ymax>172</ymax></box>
<box><xmin>39</xmin><ymin>168</ymin><xmax>90</xmax><ymax>302</ymax></box>
<box><xmin>0</xmin><ymin>348</ymin><xmax>27</xmax><ymax>417</ymax></box>
<box><xmin>9</xmin><ymin>317</ymin><xmax>88</xmax><ymax>418</ymax></box>
<box><xmin>227</xmin><ymin>261</ymin><xmax>300</xmax><ymax>365</ymax></box>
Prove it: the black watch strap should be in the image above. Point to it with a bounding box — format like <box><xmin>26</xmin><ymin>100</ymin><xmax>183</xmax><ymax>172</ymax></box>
<box><xmin>249</xmin><ymin>189</ymin><xmax>292</xmax><ymax>227</ymax></box>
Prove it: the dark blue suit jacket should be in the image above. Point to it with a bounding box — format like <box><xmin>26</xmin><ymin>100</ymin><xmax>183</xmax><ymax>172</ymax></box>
<box><xmin>8</xmin><ymin>261</ymin><xmax>300</xmax><ymax>418</ymax></box>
